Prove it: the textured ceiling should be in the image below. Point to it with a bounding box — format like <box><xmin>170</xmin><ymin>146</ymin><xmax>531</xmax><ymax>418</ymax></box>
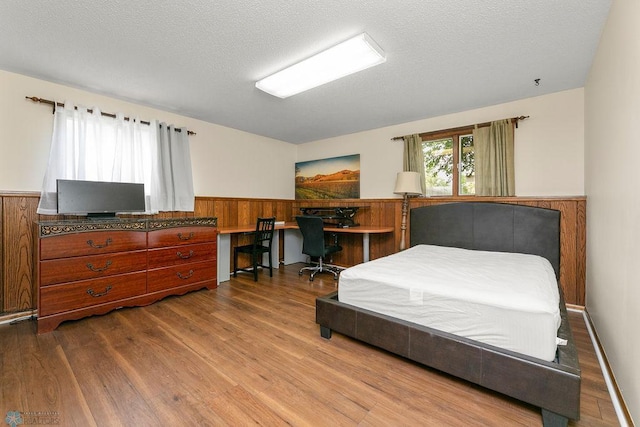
<box><xmin>0</xmin><ymin>0</ymin><xmax>611</xmax><ymax>144</ymax></box>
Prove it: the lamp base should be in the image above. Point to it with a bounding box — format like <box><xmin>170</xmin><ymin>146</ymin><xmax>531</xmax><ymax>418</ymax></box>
<box><xmin>399</xmin><ymin>194</ymin><xmax>409</xmax><ymax>250</ymax></box>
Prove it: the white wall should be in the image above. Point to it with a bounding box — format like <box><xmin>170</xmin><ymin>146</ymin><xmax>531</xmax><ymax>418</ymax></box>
<box><xmin>0</xmin><ymin>70</ymin><xmax>296</xmax><ymax>199</ymax></box>
<box><xmin>1</xmin><ymin>69</ymin><xmax>584</xmax><ymax>200</ymax></box>
<box><xmin>298</xmin><ymin>89</ymin><xmax>585</xmax><ymax>198</ymax></box>
<box><xmin>585</xmin><ymin>0</ymin><xmax>640</xmax><ymax>422</ymax></box>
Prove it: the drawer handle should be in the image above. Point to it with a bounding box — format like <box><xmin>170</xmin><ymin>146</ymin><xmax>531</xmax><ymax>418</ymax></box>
<box><xmin>176</xmin><ymin>250</ymin><xmax>194</xmax><ymax>259</ymax></box>
<box><xmin>87</xmin><ymin>238</ymin><xmax>113</xmax><ymax>249</ymax></box>
<box><xmin>87</xmin><ymin>285</ymin><xmax>113</xmax><ymax>298</ymax></box>
<box><xmin>177</xmin><ymin>232</ymin><xmax>194</xmax><ymax>241</ymax></box>
<box><xmin>86</xmin><ymin>260</ymin><xmax>113</xmax><ymax>272</ymax></box>
<box><xmin>177</xmin><ymin>270</ymin><xmax>194</xmax><ymax>280</ymax></box>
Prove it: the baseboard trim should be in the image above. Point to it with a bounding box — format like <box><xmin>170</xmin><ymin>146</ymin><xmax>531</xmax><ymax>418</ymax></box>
<box><xmin>582</xmin><ymin>309</ymin><xmax>633</xmax><ymax>426</ymax></box>
<box><xmin>566</xmin><ymin>303</ymin><xmax>585</xmax><ymax>311</ymax></box>
<box><xmin>0</xmin><ymin>310</ymin><xmax>36</xmax><ymax>326</ymax></box>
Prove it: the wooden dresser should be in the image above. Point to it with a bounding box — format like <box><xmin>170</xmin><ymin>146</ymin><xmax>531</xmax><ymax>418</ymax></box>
<box><xmin>35</xmin><ymin>217</ymin><xmax>217</xmax><ymax>333</ymax></box>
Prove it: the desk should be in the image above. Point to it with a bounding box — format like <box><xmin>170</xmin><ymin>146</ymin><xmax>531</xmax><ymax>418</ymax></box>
<box><xmin>324</xmin><ymin>225</ymin><xmax>394</xmax><ymax>262</ymax></box>
<box><xmin>217</xmin><ymin>222</ymin><xmax>394</xmax><ymax>282</ymax></box>
<box><xmin>217</xmin><ymin>223</ymin><xmax>287</xmax><ymax>284</ymax></box>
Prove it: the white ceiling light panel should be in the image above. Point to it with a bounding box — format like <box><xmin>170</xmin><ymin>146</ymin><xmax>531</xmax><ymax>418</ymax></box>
<box><xmin>256</xmin><ymin>33</ymin><xmax>386</xmax><ymax>98</ymax></box>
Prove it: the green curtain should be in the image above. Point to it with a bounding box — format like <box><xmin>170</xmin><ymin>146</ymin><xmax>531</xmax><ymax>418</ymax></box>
<box><xmin>473</xmin><ymin>119</ymin><xmax>515</xmax><ymax>196</ymax></box>
<box><xmin>402</xmin><ymin>134</ymin><xmax>426</xmax><ymax>195</ymax></box>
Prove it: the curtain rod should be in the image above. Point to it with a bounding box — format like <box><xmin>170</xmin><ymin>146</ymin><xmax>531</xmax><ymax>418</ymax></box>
<box><xmin>25</xmin><ymin>96</ymin><xmax>196</xmax><ymax>136</ymax></box>
<box><xmin>391</xmin><ymin>115</ymin><xmax>529</xmax><ymax>141</ymax></box>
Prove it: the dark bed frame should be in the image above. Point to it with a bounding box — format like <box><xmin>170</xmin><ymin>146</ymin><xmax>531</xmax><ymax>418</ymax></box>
<box><xmin>315</xmin><ymin>202</ymin><xmax>581</xmax><ymax>427</ymax></box>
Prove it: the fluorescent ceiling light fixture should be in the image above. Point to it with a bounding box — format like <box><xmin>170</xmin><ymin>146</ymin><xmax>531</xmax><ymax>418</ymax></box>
<box><xmin>256</xmin><ymin>33</ymin><xmax>386</xmax><ymax>98</ymax></box>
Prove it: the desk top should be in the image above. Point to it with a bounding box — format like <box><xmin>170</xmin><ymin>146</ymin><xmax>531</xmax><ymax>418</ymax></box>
<box><xmin>323</xmin><ymin>224</ymin><xmax>394</xmax><ymax>234</ymax></box>
<box><xmin>218</xmin><ymin>223</ymin><xmax>290</xmax><ymax>234</ymax></box>
<box><xmin>218</xmin><ymin>222</ymin><xmax>394</xmax><ymax>235</ymax></box>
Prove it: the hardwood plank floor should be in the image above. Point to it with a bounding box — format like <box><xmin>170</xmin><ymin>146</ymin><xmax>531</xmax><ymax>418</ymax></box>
<box><xmin>0</xmin><ymin>265</ymin><xmax>619</xmax><ymax>426</ymax></box>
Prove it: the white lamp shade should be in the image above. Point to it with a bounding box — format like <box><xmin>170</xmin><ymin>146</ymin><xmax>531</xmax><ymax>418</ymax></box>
<box><xmin>394</xmin><ymin>171</ymin><xmax>423</xmax><ymax>196</ymax></box>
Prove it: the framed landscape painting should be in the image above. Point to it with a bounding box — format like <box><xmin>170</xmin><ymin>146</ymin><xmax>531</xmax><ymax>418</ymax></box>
<box><xmin>295</xmin><ymin>154</ymin><xmax>360</xmax><ymax>199</ymax></box>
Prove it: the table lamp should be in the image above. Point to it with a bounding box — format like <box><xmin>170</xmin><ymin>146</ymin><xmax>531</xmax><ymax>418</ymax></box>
<box><xmin>394</xmin><ymin>171</ymin><xmax>423</xmax><ymax>250</ymax></box>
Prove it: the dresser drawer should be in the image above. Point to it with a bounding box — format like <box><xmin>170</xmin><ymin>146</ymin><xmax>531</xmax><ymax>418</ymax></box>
<box><xmin>39</xmin><ymin>271</ymin><xmax>147</xmax><ymax>316</ymax></box>
<box><xmin>148</xmin><ymin>243</ymin><xmax>215</xmax><ymax>269</ymax></box>
<box><xmin>147</xmin><ymin>260</ymin><xmax>216</xmax><ymax>293</ymax></box>
<box><xmin>147</xmin><ymin>227</ymin><xmax>217</xmax><ymax>248</ymax></box>
<box><xmin>40</xmin><ymin>231</ymin><xmax>147</xmax><ymax>260</ymax></box>
<box><xmin>40</xmin><ymin>250</ymin><xmax>148</xmax><ymax>286</ymax></box>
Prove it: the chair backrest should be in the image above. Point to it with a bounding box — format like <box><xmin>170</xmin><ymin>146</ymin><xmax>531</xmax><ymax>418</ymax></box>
<box><xmin>295</xmin><ymin>215</ymin><xmax>326</xmax><ymax>257</ymax></box>
<box><xmin>253</xmin><ymin>217</ymin><xmax>276</xmax><ymax>247</ymax></box>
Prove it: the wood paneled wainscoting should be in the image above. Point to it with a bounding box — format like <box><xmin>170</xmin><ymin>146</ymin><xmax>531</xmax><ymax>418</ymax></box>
<box><xmin>0</xmin><ymin>193</ymin><xmax>586</xmax><ymax>320</ymax></box>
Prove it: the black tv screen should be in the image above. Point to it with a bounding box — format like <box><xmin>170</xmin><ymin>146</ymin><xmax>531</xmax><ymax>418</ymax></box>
<box><xmin>57</xmin><ymin>179</ymin><xmax>146</xmax><ymax>217</ymax></box>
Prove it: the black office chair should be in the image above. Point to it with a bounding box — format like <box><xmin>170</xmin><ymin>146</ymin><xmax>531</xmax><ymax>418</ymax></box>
<box><xmin>233</xmin><ymin>217</ymin><xmax>276</xmax><ymax>281</ymax></box>
<box><xmin>295</xmin><ymin>215</ymin><xmax>343</xmax><ymax>281</ymax></box>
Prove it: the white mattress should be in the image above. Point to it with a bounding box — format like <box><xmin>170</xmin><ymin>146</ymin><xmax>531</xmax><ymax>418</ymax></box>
<box><xmin>337</xmin><ymin>245</ymin><xmax>561</xmax><ymax>361</ymax></box>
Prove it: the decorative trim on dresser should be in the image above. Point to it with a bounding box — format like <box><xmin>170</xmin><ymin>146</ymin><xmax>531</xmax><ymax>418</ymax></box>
<box><xmin>35</xmin><ymin>217</ymin><xmax>217</xmax><ymax>333</ymax></box>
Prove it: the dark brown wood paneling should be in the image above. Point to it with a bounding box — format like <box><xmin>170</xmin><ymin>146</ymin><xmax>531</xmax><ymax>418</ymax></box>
<box><xmin>576</xmin><ymin>200</ymin><xmax>587</xmax><ymax>306</ymax></box>
<box><xmin>0</xmin><ymin>193</ymin><xmax>587</xmax><ymax>317</ymax></box>
<box><xmin>3</xmin><ymin>196</ymin><xmax>39</xmax><ymax>312</ymax></box>
<box><xmin>557</xmin><ymin>200</ymin><xmax>578</xmax><ymax>305</ymax></box>
<box><xmin>0</xmin><ymin>196</ymin><xmax>3</xmax><ymax>312</ymax></box>
<box><xmin>202</xmin><ymin>196</ymin><xmax>586</xmax><ymax>305</ymax></box>
<box><xmin>193</xmin><ymin>198</ymin><xmax>213</xmax><ymax>217</ymax></box>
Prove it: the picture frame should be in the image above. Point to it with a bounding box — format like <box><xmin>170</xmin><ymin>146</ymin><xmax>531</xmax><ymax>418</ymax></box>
<box><xmin>295</xmin><ymin>154</ymin><xmax>360</xmax><ymax>199</ymax></box>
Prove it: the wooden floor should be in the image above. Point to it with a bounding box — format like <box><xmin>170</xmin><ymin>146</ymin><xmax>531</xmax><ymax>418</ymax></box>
<box><xmin>0</xmin><ymin>264</ymin><xmax>620</xmax><ymax>426</ymax></box>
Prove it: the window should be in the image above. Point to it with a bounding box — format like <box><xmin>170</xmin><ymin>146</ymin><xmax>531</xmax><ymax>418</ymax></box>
<box><xmin>414</xmin><ymin>118</ymin><xmax>519</xmax><ymax>197</ymax></box>
<box><xmin>422</xmin><ymin>129</ymin><xmax>475</xmax><ymax>196</ymax></box>
<box><xmin>37</xmin><ymin>102</ymin><xmax>194</xmax><ymax>215</ymax></box>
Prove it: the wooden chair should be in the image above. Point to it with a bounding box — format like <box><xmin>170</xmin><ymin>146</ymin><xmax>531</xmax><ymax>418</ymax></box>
<box><xmin>233</xmin><ymin>217</ymin><xmax>276</xmax><ymax>281</ymax></box>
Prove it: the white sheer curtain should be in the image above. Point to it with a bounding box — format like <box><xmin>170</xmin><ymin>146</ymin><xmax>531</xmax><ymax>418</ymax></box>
<box><xmin>37</xmin><ymin>101</ymin><xmax>194</xmax><ymax>215</ymax></box>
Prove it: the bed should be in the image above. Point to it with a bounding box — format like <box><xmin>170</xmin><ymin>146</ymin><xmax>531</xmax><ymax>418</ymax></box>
<box><xmin>315</xmin><ymin>202</ymin><xmax>581</xmax><ymax>427</ymax></box>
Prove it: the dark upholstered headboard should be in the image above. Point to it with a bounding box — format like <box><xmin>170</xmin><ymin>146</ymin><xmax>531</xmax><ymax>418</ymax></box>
<box><xmin>410</xmin><ymin>202</ymin><xmax>561</xmax><ymax>279</ymax></box>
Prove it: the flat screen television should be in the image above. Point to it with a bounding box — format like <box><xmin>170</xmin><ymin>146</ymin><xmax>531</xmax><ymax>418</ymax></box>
<box><xmin>56</xmin><ymin>179</ymin><xmax>146</xmax><ymax>218</ymax></box>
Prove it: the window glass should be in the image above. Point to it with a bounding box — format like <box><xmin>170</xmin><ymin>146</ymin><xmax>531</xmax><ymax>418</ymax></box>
<box><xmin>423</xmin><ymin>133</ymin><xmax>475</xmax><ymax>197</ymax></box>
<box><xmin>423</xmin><ymin>137</ymin><xmax>453</xmax><ymax>196</ymax></box>
<box><xmin>459</xmin><ymin>134</ymin><xmax>475</xmax><ymax>195</ymax></box>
